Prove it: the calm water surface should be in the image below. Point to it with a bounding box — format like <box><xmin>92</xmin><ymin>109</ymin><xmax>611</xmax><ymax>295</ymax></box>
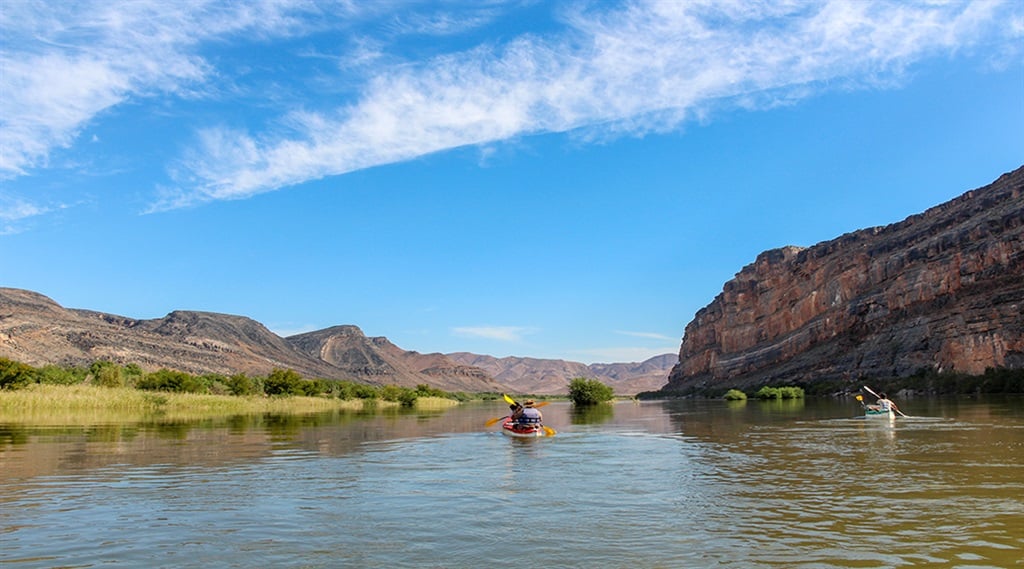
<box><xmin>2</xmin><ymin>397</ymin><xmax>1022</xmax><ymax>568</ymax></box>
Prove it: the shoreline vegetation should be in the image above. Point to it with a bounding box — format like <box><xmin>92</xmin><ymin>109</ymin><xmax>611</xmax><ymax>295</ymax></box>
<box><xmin>0</xmin><ymin>357</ymin><xmax>468</xmax><ymax>422</ymax></box>
<box><xmin>639</xmin><ymin>367</ymin><xmax>1024</xmax><ymax>399</ymax></box>
<box><xmin>0</xmin><ymin>384</ymin><xmax>459</xmax><ymax>424</ymax></box>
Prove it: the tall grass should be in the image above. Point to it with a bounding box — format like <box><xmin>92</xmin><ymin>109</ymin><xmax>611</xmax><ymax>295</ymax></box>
<box><xmin>0</xmin><ymin>384</ymin><xmax>454</xmax><ymax>423</ymax></box>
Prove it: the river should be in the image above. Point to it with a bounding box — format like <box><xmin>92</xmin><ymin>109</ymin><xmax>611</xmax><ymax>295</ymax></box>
<box><xmin>2</xmin><ymin>396</ymin><xmax>1022</xmax><ymax>568</ymax></box>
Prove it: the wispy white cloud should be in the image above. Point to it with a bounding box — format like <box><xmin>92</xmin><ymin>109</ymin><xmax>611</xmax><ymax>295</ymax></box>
<box><xmin>269</xmin><ymin>324</ymin><xmax>321</xmax><ymax>338</ymax></box>
<box><xmin>572</xmin><ymin>346</ymin><xmax>677</xmax><ymax>364</ymax></box>
<box><xmin>0</xmin><ymin>0</ymin><xmax>359</xmax><ymax>179</ymax></box>
<box><xmin>0</xmin><ymin>194</ymin><xmax>70</xmax><ymax>234</ymax></box>
<box><xmin>2</xmin><ymin>0</ymin><xmax>1020</xmax><ymax>209</ymax></box>
<box><xmin>0</xmin><ymin>197</ymin><xmax>47</xmax><ymax>223</ymax></box>
<box><xmin>616</xmin><ymin>330</ymin><xmax>677</xmax><ymax>341</ymax></box>
<box><xmin>159</xmin><ymin>0</ymin><xmax>1021</xmax><ymax>209</ymax></box>
<box><xmin>452</xmin><ymin>325</ymin><xmax>537</xmax><ymax>342</ymax></box>
<box><xmin>386</xmin><ymin>6</ymin><xmax>502</xmax><ymax>36</ymax></box>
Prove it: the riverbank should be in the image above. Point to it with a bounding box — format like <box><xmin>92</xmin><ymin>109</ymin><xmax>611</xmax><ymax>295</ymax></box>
<box><xmin>0</xmin><ymin>383</ymin><xmax>459</xmax><ymax>423</ymax></box>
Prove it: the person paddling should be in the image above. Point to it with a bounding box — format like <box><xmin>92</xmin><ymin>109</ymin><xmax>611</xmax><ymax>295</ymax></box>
<box><xmin>875</xmin><ymin>393</ymin><xmax>900</xmax><ymax>415</ymax></box>
<box><xmin>512</xmin><ymin>399</ymin><xmax>543</xmax><ymax>427</ymax></box>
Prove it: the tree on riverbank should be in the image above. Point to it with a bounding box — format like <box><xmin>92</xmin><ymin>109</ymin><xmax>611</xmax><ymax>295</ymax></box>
<box><xmin>568</xmin><ymin>377</ymin><xmax>614</xmax><ymax>405</ymax></box>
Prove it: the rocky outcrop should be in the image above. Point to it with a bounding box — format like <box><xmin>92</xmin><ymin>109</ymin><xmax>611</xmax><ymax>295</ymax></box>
<box><xmin>663</xmin><ymin>166</ymin><xmax>1024</xmax><ymax>393</ymax></box>
<box><xmin>447</xmin><ymin>352</ymin><xmax>675</xmax><ymax>395</ymax></box>
<box><xmin>0</xmin><ymin>289</ymin><xmax>500</xmax><ymax>392</ymax></box>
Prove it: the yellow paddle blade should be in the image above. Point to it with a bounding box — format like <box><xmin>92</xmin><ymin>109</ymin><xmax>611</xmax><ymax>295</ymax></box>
<box><xmin>485</xmin><ymin>416</ymin><xmax>507</xmax><ymax>427</ymax></box>
<box><xmin>855</xmin><ymin>395</ymin><xmax>863</xmax><ymax>401</ymax></box>
<box><xmin>502</xmin><ymin>393</ymin><xmax>517</xmax><ymax>405</ymax></box>
<box><xmin>535</xmin><ymin>401</ymin><xmax>549</xmax><ymax>408</ymax></box>
<box><xmin>543</xmin><ymin>426</ymin><xmax>556</xmax><ymax>436</ymax></box>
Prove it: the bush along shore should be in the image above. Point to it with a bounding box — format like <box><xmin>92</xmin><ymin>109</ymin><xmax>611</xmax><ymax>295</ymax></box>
<box><xmin>638</xmin><ymin>366</ymin><xmax>1024</xmax><ymax>399</ymax></box>
<box><xmin>0</xmin><ymin>357</ymin><xmax>465</xmax><ymax>416</ymax></box>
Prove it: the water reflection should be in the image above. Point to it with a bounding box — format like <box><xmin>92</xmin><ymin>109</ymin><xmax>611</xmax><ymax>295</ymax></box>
<box><xmin>569</xmin><ymin>403</ymin><xmax>614</xmax><ymax>425</ymax></box>
<box><xmin>2</xmin><ymin>397</ymin><xmax>1022</xmax><ymax>568</ymax></box>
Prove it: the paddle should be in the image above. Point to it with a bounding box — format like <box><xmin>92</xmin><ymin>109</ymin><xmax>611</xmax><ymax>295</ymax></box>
<box><xmin>862</xmin><ymin>385</ymin><xmax>910</xmax><ymax>418</ymax></box>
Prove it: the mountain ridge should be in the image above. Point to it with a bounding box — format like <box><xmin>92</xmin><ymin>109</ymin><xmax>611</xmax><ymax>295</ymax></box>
<box><xmin>0</xmin><ymin>287</ymin><xmax>670</xmax><ymax>394</ymax></box>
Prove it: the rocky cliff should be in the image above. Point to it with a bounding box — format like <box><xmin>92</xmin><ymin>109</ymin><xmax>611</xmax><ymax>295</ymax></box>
<box><xmin>663</xmin><ymin>166</ymin><xmax>1024</xmax><ymax>393</ymax></box>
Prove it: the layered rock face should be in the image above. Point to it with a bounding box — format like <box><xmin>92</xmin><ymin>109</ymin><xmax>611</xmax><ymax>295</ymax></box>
<box><xmin>664</xmin><ymin>166</ymin><xmax>1024</xmax><ymax>392</ymax></box>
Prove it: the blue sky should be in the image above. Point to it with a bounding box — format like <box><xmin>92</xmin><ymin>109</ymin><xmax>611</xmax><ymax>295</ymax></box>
<box><xmin>1</xmin><ymin>1</ymin><xmax>1022</xmax><ymax>364</ymax></box>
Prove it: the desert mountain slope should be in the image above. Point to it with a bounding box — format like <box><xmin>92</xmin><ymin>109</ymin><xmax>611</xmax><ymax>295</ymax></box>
<box><xmin>287</xmin><ymin>326</ymin><xmax>506</xmax><ymax>392</ymax></box>
<box><xmin>0</xmin><ymin>290</ymin><xmax>498</xmax><ymax>392</ymax></box>
<box><xmin>447</xmin><ymin>352</ymin><xmax>675</xmax><ymax>395</ymax></box>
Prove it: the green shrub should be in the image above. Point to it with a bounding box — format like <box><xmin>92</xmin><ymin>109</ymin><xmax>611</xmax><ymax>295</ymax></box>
<box><xmin>123</xmin><ymin>363</ymin><xmax>145</xmax><ymax>385</ymax></box>
<box><xmin>263</xmin><ymin>369</ymin><xmax>305</xmax><ymax>396</ymax></box>
<box><xmin>778</xmin><ymin>386</ymin><xmax>805</xmax><ymax>399</ymax></box>
<box><xmin>90</xmin><ymin>360</ymin><xmax>125</xmax><ymax>388</ymax></box>
<box><xmin>200</xmin><ymin>373</ymin><xmax>229</xmax><ymax>395</ymax></box>
<box><xmin>754</xmin><ymin>385</ymin><xmax>804</xmax><ymax>400</ymax></box>
<box><xmin>352</xmin><ymin>383</ymin><xmax>380</xmax><ymax>399</ymax></box>
<box><xmin>723</xmin><ymin>389</ymin><xmax>747</xmax><ymax>401</ymax></box>
<box><xmin>0</xmin><ymin>357</ymin><xmax>35</xmax><ymax>390</ymax></box>
<box><xmin>36</xmin><ymin>364</ymin><xmax>88</xmax><ymax>385</ymax></box>
<box><xmin>397</xmin><ymin>389</ymin><xmax>418</xmax><ymax>407</ymax></box>
<box><xmin>226</xmin><ymin>373</ymin><xmax>261</xmax><ymax>396</ymax></box>
<box><xmin>137</xmin><ymin>369</ymin><xmax>208</xmax><ymax>393</ymax></box>
<box><xmin>568</xmin><ymin>377</ymin><xmax>614</xmax><ymax>405</ymax></box>
<box><xmin>380</xmin><ymin>384</ymin><xmax>417</xmax><ymax>406</ymax></box>
<box><xmin>301</xmin><ymin>379</ymin><xmax>331</xmax><ymax>397</ymax></box>
<box><xmin>448</xmin><ymin>391</ymin><xmax>471</xmax><ymax>402</ymax></box>
<box><xmin>414</xmin><ymin>383</ymin><xmax>446</xmax><ymax>398</ymax></box>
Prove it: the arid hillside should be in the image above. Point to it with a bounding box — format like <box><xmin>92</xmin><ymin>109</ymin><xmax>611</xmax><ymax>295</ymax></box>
<box><xmin>0</xmin><ymin>288</ymin><xmax>671</xmax><ymax>394</ymax></box>
<box><xmin>0</xmin><ymin>288</ymin><xmax>503</xmax><ymax>392</ymax></box>
<box><xmin>448</xmin><ymin>352</ymin><xmax>675</xmax><ymax>395</ymax></box>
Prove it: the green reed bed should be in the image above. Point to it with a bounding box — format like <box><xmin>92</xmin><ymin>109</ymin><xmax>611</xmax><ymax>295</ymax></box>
<box><xmin>0</xmin><ymin>384</ymin><xmax>455</xmax><ymax>423</ymax></box>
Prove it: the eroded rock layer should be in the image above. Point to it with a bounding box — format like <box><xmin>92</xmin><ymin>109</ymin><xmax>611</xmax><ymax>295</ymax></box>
<box><xmin>664</xmin><ymin>166</ymin><xmax>1024</xmax><ymax>392</ymax></box>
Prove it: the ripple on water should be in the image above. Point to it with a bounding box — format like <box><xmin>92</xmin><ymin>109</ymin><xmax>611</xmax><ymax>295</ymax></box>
<box><xmin>3</xmin><ymin>400</ymin><xmax>1023</xmax><ymax>568</ymax></box>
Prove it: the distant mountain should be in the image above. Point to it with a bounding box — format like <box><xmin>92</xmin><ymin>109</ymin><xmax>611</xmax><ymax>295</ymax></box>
<box><xmin>446</xmin><ymin>352</ymin><xmax>675</xmax><ymax>395</ymax></box>
<box><xmin>664</xmin><ymin>165</ymin><xmax>1024</xmax><ymax>393</ymax></box>
<box><xmin>288</xmin><ymin>326</ymin><xmax>503</xmax><ymax>393</ymax></box>
<box><xmin>0</xmin><ymin>288</ymin><xmax>503</xmax><ymax>393</ymax></box>
<box><xmin>0</xmin><ymin>287</ymin><xmax>669</xmax><ymax>394</ymax></box>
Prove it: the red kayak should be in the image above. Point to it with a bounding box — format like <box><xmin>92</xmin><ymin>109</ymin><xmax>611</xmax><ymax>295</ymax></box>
<box><xmin>501</xmin><ymin>418</ymin><xmax>550</xmax><ymax>438</ymax></box>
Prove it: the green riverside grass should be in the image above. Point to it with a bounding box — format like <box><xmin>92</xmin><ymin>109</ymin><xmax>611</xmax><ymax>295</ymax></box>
<box><xmin>0</xmin><ymin>384</ymin><xmax>457</xmax><ymax>423</ymax></box>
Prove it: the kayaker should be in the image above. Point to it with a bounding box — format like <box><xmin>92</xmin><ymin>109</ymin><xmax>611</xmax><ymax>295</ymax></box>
<box><xmin>512</xmin><ymin>399</ymin><xmax>543</xmax><ymax>426</ymax></box>
<box><xmin>875</xmin><ymin>393</ymin><xmax>900</xmax><ymax>414</ymax></box>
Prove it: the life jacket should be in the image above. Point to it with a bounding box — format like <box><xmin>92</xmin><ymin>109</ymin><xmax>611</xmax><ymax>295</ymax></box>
<box><xmin>516</xmin><ymin>407</ymin><xmax>542</xmax><ymax>424</ymax></box>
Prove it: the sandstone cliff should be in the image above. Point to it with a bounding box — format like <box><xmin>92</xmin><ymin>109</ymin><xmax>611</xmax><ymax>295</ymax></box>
<box><xmin>663</xmin><ymin>166</ymin><xmax>1024</xmax><ymax>393</ymax></box>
